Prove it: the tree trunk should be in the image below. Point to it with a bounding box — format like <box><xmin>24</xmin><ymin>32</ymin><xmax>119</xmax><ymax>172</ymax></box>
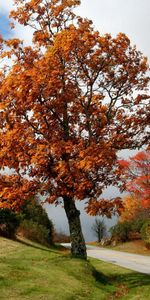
<box><xmin>63</xmin><ymin>196</ymin><xmax>87</xmax><ymax>259</ymax></box>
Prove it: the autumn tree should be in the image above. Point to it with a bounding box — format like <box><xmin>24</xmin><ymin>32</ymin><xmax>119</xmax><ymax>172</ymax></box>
<box><xmin>119</xmin><ymin>194</ymin><xmax>150</xmax><ymax>222</ymax></box>
<box><xmin>0</xmin><ymin>0</ymin><xmax>149</xmax><ymax>259</ymax></box>
<box><xmin>118</xmin><ymin>150</ymin><xmax>150</xmax><ymax>209</ymax></box>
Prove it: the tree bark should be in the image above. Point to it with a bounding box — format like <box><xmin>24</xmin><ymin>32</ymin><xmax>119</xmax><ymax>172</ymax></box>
<box><xmin>63</xmin><ymin>196</ymin><xmax>87</xmax><ymax>259</ymax></box>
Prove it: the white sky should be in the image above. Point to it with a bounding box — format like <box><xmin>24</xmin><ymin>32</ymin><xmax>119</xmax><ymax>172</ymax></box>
<box><xmin>0</xmin><ymin>0</ymin><xmax>150</xmax><ymax>58</ymax></box>
<box><xmin>0</xmin><ymin>0</ymin><xmax>149</xmax><ymax>240</ymax></box>
<box><xmin>78</xmin><ymin>0</ymin><xmax>150</xmax><ymax>57</ymax></box>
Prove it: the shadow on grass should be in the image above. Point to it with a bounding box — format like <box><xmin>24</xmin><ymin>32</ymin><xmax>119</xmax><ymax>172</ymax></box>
<box><xmin>90</xmin><ymin>265</ymin><xmax>150</xmax><ymax>299</ymax></box>
<box><xmin>110</xmin><ymin>271</ymin><xmax>150</xmax><ymax>288</ymax></box>
<box><xmin>16</xmin><ymin>237</ymin><xmax>64</xmax><ymax>254</ymax></box>
<box><xmin>91</xmin><ymin>262</ymin><xmax>150</xmax><ymax>297</ymax></box>
<box><xmin>92</xmin><ymin>267</ymin><xmax>109</xmax><ymax>285</ymax></box>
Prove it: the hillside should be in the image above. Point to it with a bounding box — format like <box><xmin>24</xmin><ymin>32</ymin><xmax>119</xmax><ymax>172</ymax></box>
<box><xmin>0</xmin><ymin>237</ymin><xmax>150</xmax><ymax>300</ymax></box>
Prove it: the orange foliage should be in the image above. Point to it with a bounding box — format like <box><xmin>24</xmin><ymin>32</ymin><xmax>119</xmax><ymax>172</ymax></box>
<box><xmin>0</xmin><ymin>174</ymin><xmax>37</xmax><ymax>211</ymax></box>
<box><xmin>118</xmin><ymin>150</ymin><xmax>150</xmax><ymax>208</ymax></box>
<box><xmin>0</xmin><ymin>0</ymin><xmax>149</xmax><ymax>217</ymax></box>
<box><xmin>86</xmin><ymin>197</ymin><xmax>123</xmax><ymax>218</ymax></box>
<box><xmin>119</xmin><ymin>195</ymin><xmax>144</xmax><ymax>222</ymax></box>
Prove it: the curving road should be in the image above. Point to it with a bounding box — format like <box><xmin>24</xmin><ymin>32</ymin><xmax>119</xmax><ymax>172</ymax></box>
<box><xmin>61</xmin><ymin>244</ymin><xmax>150</xmax><ymax>275</ymax></box>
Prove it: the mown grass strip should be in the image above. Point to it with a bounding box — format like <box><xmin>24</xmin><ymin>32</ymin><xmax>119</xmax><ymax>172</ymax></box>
<box><xmin>0</xmin><ymin>237</ymin><xmax>150</xmax><ymax>300</ymax></box>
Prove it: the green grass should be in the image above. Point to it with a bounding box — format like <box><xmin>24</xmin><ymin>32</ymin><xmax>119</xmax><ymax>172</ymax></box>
<box><xmin>0</xmin><ymin>237</ymin><xmax>150</xmax><ymax>300</ymax></box>
<box><xmin>91</xmin><ymin>259</ymin><xmax>150</xmax><ymax>299</ymax></box>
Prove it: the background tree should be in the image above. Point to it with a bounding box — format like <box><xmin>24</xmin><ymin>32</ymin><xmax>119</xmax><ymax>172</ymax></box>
<box><xmin>20</xmin><ymin>197</ymin><xmax>54</xmax><ymax>244</ymax></box>
<box><xmin>119</xmin><ymin>194</ymin><xmax>150</xmax><ymax>223</ymax></box>
<box><xmin>118</xmin><ymin>150</ymin><xmax>150</xmax><ymax>208</ymax></box>
<box><xmin>0</xmin><ymin>0</ymin><xmax>149</xmax><ymax>259</ymax></box>
<box><xmin>92</xmin><ymin>219</ymin><xmax>106</xmax><ymax>243</ymax></box>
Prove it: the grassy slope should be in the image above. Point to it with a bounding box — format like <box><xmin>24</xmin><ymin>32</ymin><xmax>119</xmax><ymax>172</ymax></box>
<box><xmin>0</xmin><ymin>237</ymin><xmax>150</xmax><ymax>300</ymax></box>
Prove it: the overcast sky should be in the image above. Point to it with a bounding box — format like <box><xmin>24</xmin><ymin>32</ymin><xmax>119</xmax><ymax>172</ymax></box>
<box><xmin>1</xmin><ymin>0</ymin><xmax>150</xmax><ymax>57</ymax></box>
<box><xmin>0</xmin><ymin>0</ymin><xmax>149</xmax><ymax>240</ymax></box>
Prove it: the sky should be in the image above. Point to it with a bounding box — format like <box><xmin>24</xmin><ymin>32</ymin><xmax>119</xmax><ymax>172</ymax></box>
<box><xmin>0</xmin><ymin>0</ymin><xmax>149</xmax><ymax>241</ymax></box>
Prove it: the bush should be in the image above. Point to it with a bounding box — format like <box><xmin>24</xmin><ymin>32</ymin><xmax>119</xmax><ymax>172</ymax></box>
<box><xmin>18</xmin><ymin>219</ymin><xmax>51</xmax><ymax>246</ymax></box>
<box><xmin>110</xmin><ymin>218</ymin><xmax>148</xmax><ymax>243</ymax></box>
<box><xmin>21</xmin><ymin>198</ymin><xmax>54</xmax><ymax>244</ymax></box>
<box><xmin>0</xmin><ymin>208</ymin><xmax>20</xmax><ymax>239</ymax></box>
<box><xmin>53</xmin><ymin>231</ymin><xmax>70</xmax><ymax>243</ymax></box>
<box><xmin>141</xmin><ymin>220</ymin><xmax>150</xmax><ymax>249</ymax></box>
<box><xmin>130</xmin><ymin>218</ymin><xmax>146</xmax><ymax>233</ymax></box>
<box><xmin>110</xmin><ymin>222</ymin><xmax>131</xmax><ymax>243</ymax></box>
<box><xmin>100</xmin><ymin>237</ymin><xmax>111</xmax><ymax>246</ymax></box>
<box><xmin>127</xmin><ymin>219</ymin><xmax>147</xmax><ymax>240</ymax></box>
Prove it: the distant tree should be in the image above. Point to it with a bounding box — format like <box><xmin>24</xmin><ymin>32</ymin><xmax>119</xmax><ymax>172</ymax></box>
<box><xmin>119</xmin><ymin>194</ymin><xmax>150</xmax><ymax>222</ymax></box>
<box><xmin>118</xmin><ymin>150</ymin><xmax>150</xmax><ymax>208</ymax></box>
<box><xmin>92</xmin><ymin>219</ymin><xmax>106</xmax><ymax>242</ymax></box>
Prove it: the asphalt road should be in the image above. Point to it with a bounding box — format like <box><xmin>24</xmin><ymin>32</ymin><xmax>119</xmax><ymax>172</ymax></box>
<box><xmin>61</xmin><ymin>244</ymin><xmax>150</xmax><ymax>275</ymax></box>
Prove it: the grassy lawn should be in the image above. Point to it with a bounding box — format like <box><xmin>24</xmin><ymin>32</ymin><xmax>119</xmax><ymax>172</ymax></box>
<box><xmin>0</xmin><ymin>237</ymin><xmax>150</xmax><ymax>300</ymax></box>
